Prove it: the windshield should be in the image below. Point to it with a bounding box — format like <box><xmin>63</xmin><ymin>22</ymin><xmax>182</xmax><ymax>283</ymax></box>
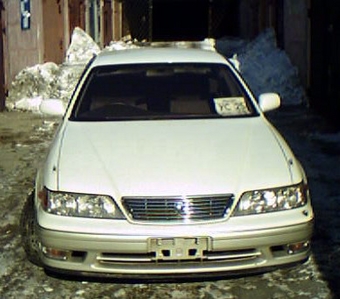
<box><xmin>71</xmin><ymin>63</ymin><xmax>256</xmax><ymax>121</ymax></box>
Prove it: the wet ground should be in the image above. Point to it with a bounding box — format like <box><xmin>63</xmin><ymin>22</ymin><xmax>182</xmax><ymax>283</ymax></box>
<box><xmin>0</xmin><ymin>107</ymin><xmax>339</xmax><ymax>299</ymax></box>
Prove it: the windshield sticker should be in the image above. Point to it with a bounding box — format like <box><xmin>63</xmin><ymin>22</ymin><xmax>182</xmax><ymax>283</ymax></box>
<box><xmin>213</xmin><ymin>97</ymin><xmax>249</xmax><ymax>116</ymax></box>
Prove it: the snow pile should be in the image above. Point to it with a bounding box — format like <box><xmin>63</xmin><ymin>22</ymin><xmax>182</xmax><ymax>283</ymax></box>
<box><xmin>65</xmin><ymin>27</ymin><xmax>101</xmax><ymax>64</ymax></box>
<box><xmin>104</xmin><ymin>36</ymin><xmax>140</xmax><ymax>51</ymax></box>
<box><xmin>7</xmin><ymin>62</ymin><xmax>85</xmax><ymax>113</ymax></box>
<box><xmin>6</xmin><ymin>27</ymin><xmax>138</xmax><ymax>112</ymax></box>
<box><xmin>218</xmin><ymin>28</ymin><xmax>306</xmax><ymax>105</ymax></box>
<box><xmin>6</xmin><ymin>27</ymin><xmax>97</xmax><ymax>112</ymax></box>
<box><xmin>215</xmin><ymin>37</ymin><xmax>247</xmax><ymax>58</ymax></box>
<box><xmin>7</xmin><ymin>62</ymin><xmax>61</xmax><ymax>112</ymax></box>
<box><xmin>7</xmin><ymin>27</ymin><xmax>306</xmax><ymax>113</ymax></box>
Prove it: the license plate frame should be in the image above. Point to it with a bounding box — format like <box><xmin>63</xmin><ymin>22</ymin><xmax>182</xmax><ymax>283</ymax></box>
<box><xmin>148</xmin><ymin>237</ymin><xmax>209</xmax><ymax>261</ymax></box>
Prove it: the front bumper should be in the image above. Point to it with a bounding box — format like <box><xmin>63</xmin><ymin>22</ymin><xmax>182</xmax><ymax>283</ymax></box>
<box><xmin>37</xmin><ymin>220</ymin><xmax>313</xmax><ymax>277</ymax></box>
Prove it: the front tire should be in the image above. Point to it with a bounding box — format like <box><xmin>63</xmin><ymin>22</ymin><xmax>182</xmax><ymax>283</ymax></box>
<box><xmin>20</xmin><ymin>192</ymin><xmax>43</xmax><ymax>267</ymax></box>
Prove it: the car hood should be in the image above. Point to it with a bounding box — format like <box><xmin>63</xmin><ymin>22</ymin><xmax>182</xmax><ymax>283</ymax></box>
<box><xmin>55</xmin><ymin>118</ymin><xmax>295</xmax><ymax>197</ymax></box>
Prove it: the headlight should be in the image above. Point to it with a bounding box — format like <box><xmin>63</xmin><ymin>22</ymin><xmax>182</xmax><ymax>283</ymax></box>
<box><xmin>234</xmin><ymin>183</ymin><xmax>309</xmax><ymax>216</ymax></box>
<box><xmin>40</xmin><ymin>188</ymin><xmax>124</xmax><ymax>219</ymax></box>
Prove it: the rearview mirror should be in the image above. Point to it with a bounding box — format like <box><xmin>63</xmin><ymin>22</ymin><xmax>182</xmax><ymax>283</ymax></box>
<box><xmin>39</xmin><ymin>99</ymin><xmax>66</xmax><ymax>117</ymax></box>
<box><xmin>258</xmin><ymin>93</ymin><xmax>280</xmax><ymax>112</ymax></box>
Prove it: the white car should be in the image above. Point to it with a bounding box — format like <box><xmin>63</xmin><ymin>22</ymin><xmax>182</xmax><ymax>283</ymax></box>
<box><xmin>21</xmin><ymin>47</ymin><xmax>314</xmax><ymax>278</ymax></box>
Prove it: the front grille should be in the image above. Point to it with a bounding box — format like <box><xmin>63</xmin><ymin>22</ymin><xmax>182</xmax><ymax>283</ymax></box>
<box><xmin>97</xmin><ymin>249</ymin><xmax>261</xmax><ymax>264</ymax></box>
<box><xmin>122</xmin><ymin>194</ymin><xmax>234</xmax><ymax>222</ymax></box>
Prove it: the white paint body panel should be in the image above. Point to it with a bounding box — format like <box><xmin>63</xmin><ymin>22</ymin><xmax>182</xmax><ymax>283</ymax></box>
<box><xmin>57</xmin><ymin>118</ymin><xmax>292</xmax><ymax>197</ymax></box>
<box><xmin>32</xmin><ymin>47</ymin><xmax>313</xmax><ymax>276</ymax></box>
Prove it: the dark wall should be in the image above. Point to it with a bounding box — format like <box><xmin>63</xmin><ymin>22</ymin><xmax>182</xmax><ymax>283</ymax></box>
<box><xmin>123</xmin><ymin>0</ymin><xmax>239</xmax><ymax>42</ymax></box>
<box><xmin>152</xmin><ymin>0</ymin><xmax>209</xmax><ymax>41</ymax></box>
<box><xmin>310</xmin><ymin>0</ymin><xmax>340</xmax><ymax>127</ymax></box>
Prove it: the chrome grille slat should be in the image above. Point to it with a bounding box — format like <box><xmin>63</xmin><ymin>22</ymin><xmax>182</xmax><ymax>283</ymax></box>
<box><xmin>122</xmin><ymin>195</ymin><xmax>234</xmax><ymax>222</ymax></box>
<box><xmin>97</xmin><ymin>249</ymin><xmax>261</xmax><ymax>264</ymax></box>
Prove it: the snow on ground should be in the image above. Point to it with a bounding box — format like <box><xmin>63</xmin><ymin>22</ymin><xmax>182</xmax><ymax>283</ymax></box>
<box><xmin>7</xmin><ymin>27</ymin><xmax>303</xmax><ymax>112</ymax></box>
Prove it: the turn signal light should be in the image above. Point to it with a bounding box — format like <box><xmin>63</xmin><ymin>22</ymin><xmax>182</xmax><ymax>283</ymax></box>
<box><xmin>42</xmin><ymin>246</ymin><xmax>71</xmax><ymax>261</ymax></box>
<box><xmin>287</xmin><ymin>241</ymin><xmax>310</xmax><ymax>255</ymax></box>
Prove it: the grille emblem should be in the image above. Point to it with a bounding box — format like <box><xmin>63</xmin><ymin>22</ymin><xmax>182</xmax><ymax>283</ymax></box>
<box><xmin>175</xmin><ymin>198</ymin><xmax>192</xmax><ymax>217</ymax></box>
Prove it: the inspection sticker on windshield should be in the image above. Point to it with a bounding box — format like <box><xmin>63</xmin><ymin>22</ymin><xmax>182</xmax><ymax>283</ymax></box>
<box><xmin>214</xmin><ymin>97</ymin><xmax>249</xmax><ymax>116</ymax></box>
<box><xmin>149</xmin><ymin>237</ymin><xmax>209</xmax><ymax>261</ymax></box>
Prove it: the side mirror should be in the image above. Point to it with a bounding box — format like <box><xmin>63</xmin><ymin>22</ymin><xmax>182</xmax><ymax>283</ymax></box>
<box><xmin>258</xmin><ymin>93</ymin><xmax>280</xmax><ymax>112</ymax></box>
<box><xmin>39</xmin><ymin>99</ymin><xmax>66</xmax><ymax>117</ymax></box>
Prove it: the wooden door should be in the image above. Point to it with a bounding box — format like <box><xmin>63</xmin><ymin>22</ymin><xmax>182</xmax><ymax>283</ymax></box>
<box><xmin>103</xmin><ymin>0</ymin><xmax>113</xmax><ymax>45</ymax></box>
<box><xmin>69</xmin><ymin>0</ymin><xmax>86</xmax><ymax>34</ymax></box>
<box><xmin>42</xmin><ymin>0</ymin><xmax>64</xmax><ymax>63</ymax></box>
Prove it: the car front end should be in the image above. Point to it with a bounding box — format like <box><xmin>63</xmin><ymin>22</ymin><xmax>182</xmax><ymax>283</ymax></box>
<box><xmin>34</xmin><ymin>119</ymin><xmax>313</xmax><ymax>277</ymax></box>
<box><xmin>24</xmin><ymin>47</ymin><xmax>313</xmax><ymax>278</ymax></box>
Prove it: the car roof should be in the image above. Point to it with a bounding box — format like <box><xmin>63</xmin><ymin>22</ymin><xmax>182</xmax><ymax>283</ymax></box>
<box><xmin>90</xmin><ymin>47</ymin><xmax>229</xmax><ymax>68</ymax></box>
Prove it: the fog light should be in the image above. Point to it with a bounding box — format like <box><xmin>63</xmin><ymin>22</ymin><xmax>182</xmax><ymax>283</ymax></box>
<box><xmin>287</xmin><ymin>241</ymin><xmax>310</xmax><ymax>255</ymax></box>
<box><xmin>42</xmin><ymin>246</ymin><xmax>71</xmax><ymax>261</ymax></box>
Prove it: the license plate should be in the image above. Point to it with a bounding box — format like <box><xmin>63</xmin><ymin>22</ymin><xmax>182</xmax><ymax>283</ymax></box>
<box><xmin>148</xmin><ymin>237</ymin><xmax>209</xmax><ymax>261</ymax></box>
